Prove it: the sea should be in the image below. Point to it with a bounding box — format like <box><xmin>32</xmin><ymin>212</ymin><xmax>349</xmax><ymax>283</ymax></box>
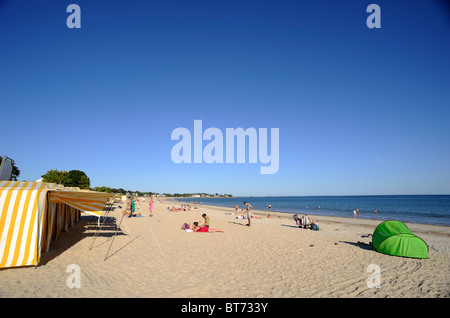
<box><xmin>173</xmin><ymin>195</ymin><xmax>450</xmax><ymax>227</ymax></box>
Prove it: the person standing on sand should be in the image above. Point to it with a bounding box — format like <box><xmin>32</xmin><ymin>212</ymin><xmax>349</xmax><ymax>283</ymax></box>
<box><xmin>244</xmin><ymin>201</ymin><xmax>253</xmax><ymax>227</ymax></box>
<box><xmin>129</xmin><ymin>197</ymin><xmax>135</xmax><ymax>217</ymax></box>
<box><xmin>148</xmin><ymin>196</ymin><xmax>154</xmax><ymax>217</ymax></box>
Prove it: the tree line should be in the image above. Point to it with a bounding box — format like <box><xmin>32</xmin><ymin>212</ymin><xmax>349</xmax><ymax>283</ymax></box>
<box><xmin>164</xmin><ymin>193</ymin><xmax>233</xmax><ymax>198</ymax></box>
<box><xmin>2</xmin><ymin>163</ymin><xmax>233</xmax><ymax>198</ymax></box>
<box><xmin>40</xmin><ymin>169</ymin><xmax>155</xmax><ymax>196</ymax></box>
<box><xmin>40</xmin><ymin>168</ymin><xmax>232</xmax><ymax>197</ymax></box>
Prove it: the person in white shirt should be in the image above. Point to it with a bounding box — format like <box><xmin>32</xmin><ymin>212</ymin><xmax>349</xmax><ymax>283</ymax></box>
<box><xmin>302</xmin><ymin>215</ymin><xmax>310</xmax><ymax>229</ymax></box>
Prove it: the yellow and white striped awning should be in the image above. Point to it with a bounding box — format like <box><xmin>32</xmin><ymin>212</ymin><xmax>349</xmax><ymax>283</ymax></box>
<box><xmin>0</xmin><ymin>181</ymin><xmax>114</xmax><ymax>269</ymax></box>
<box><xmin>48</xmin><ymin>188</ymin><xmax>113</xmax><ymax>217</ymax></box>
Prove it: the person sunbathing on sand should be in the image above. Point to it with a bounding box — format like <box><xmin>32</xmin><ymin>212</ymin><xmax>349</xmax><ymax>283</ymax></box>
<box><xmin>192</xmin><ymin>222</ymin><xmax>224</xmax><ymax>233</ymax></box>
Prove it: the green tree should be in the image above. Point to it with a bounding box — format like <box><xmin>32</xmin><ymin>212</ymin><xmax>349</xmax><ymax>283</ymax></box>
<box><xmin>41</xmin><ymin>169</ymin><xmax>90</xmax><ymax>189</ymax></box>
<box><xmin>66</xmin><ymin>170</ymin><xmax>90</xmax><ymax>189</ymax></box>
<box><xmin>41</xmin><ymin>169</ymin><xmax>69</xmax><ymax>184</ymax></box>
<box><xmin>94</xmin><ymin>186</ymin><xmax>112</xmax><ymax>193</ymax></box>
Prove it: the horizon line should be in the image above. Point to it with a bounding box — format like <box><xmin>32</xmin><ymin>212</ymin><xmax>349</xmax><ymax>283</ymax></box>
<box><xmin>171</xmin><ymin>193</ymin><xmax>450</xmax><ymax>197</ymax></box>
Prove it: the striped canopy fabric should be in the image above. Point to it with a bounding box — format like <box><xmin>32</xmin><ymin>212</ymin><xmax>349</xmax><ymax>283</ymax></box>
<box><xmin>48</xmin><ymin>188</ymin><xmax>113</xmax><ymax>217</ymax></box>
<box><xmin>0</xmin><ymin>181</ymin><xmax>113</xmax><ymax>269</ymax></box>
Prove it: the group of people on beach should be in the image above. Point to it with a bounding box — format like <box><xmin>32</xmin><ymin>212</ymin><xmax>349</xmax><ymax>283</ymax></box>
<box><xmin>166</xmin><ymin>204</ymin><xmax>194</xmax><ymax>212</ymax></box>
<box><xmin>181</xmin><ymin>201</ymin><xmax>257</xmax><ymax>232</ymax></box>
<box><xmin>353</xmin><ymin>208</ymin><xmax>378</xmax><ymax>218</ymax></box>
<box><xmin>293</xmin><ymin>214</ymin><xmax>320</xmax><ymax>231</ymax></box>
<box><xmin>123</xmin><ymin>196</ymin><xmax>225</xmax><ymax>233</ymax></box>
<box><xmin>183</xmin><ymin>213</ymin><xmax>224</xmax><ymax>233</ymax></box>
<box><xmin>124</xmin><ymin>196</ymin><xmax>154</xmax><ymax>217</ymax></box>
<box><xmin>126</xmin><ymin>197</ymin><xmax>326</xmax><ymax>233</ymax></box>
<box><xmin>124</xmin><ymin>197</ymin><xmax>138</xmax><ymax>217</ymax></box>
<box><xmin>233</xmin><ymin>201</ymin><xmax>255</xmax><ymax>226</ymax></box>
<box><xmin>124</xmin><ymin>197</ymin><xmax>382</xmax><ymax>235</ymax></box>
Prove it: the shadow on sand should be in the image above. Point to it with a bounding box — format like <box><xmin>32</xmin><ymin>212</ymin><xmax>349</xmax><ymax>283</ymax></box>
<box><xmin>39</xmin><ymin>215</ymin><xmax>130</xmax><ymax>265</ymax></box>
<box><xmin>339</xmin><ymin>240</ymin><xmax>374</xmax><ymax>251</ymax></box>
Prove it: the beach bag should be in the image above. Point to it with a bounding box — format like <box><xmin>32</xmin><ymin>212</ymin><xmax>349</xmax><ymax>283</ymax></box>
<box><xmin>311</xmin><ymin>223</ymin><xmax>319</xmax><ymax>231</ymax></box>
<box><xmin>181</xmin><ymin>223</ymin><xmax>190</xmax><ymax>230</ymax></box>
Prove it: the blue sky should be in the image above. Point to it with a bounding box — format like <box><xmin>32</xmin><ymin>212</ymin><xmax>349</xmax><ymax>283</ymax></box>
<box><xmin>1</xmin><ymin>0</ymin><xmax>449</xmax><ymax>196</ymax></box>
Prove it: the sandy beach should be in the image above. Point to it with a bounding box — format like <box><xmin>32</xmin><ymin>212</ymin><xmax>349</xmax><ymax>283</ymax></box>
<box><xmin>0</xmin><ymin>199</ymin><xmax>449</xmax><ymax>298</ymax></box>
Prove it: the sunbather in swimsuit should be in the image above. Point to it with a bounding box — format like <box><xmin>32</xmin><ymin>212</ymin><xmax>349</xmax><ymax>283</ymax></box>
<box><xmin>192</xmin><ymin>222</ymin><xmax>224</xmax><ymax>233</ymax></box>
<box><xmin>198</xmin><ymin>226</ymin><xmax>209</xmax><ymax>232</ymax></box>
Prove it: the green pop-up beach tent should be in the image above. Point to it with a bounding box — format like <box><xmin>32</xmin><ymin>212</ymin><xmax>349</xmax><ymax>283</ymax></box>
<box><xmin>372</xmin><ymin>220</ymin><xmax>429</xmax><ymax>259</ymax></box>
